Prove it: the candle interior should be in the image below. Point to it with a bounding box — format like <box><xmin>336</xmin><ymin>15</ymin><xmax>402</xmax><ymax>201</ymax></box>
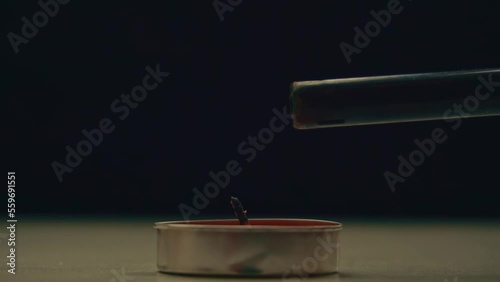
<box><xmin>180</xmin><ymin>219</ymin><xmax>340</xmax><ymax>227</ymax></box>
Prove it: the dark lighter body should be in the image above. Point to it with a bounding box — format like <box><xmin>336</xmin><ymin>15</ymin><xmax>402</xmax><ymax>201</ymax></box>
<box><xmin>291</xmin><ymin>69</ymin><xmax>500</xmax><ymax>129</ymax></box>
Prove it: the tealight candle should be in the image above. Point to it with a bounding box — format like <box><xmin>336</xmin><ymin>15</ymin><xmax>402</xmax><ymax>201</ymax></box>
<box><xmin>154</xmin><ymin>218</ymin><xmax>342</xmax><ymax>276</ymax></box>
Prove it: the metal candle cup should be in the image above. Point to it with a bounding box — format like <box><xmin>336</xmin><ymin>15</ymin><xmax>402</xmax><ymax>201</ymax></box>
<box><xmin>154</xmin><ymin>219</ymin><xmax>342</xmax><ymax>276</ymax></box>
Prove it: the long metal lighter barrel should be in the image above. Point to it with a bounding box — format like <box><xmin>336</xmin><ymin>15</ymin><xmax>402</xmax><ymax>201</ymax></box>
<box><xmin>291</xmin><ymin>69</ymin><xmax>500</xmax><ymax>129</ymax></box>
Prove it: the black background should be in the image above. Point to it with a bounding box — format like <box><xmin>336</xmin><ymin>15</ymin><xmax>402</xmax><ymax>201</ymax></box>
<box><xmin>3</xmin><ymin>1</ymin><xmax>500</xmax><ymax>219</ymax></box>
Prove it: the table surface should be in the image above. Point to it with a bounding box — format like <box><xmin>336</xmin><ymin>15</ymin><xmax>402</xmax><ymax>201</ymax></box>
<box><xmin>1</xmin><ymin>218</ymin><xmax>499</xmax><ymax>282</ymax></box>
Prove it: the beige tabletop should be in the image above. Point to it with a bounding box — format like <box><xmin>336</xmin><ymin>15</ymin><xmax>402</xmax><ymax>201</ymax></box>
<box><xmin>1</xmin><ymin>218</ymin><xmax>499</xmax><ymax>282</ymax></box>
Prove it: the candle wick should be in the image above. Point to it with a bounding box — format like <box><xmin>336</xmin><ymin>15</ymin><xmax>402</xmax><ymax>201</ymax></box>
<box><xmin>230</xmin><ymin>196</ymin><xmax>249</xmax><ymax>225</ymax></box>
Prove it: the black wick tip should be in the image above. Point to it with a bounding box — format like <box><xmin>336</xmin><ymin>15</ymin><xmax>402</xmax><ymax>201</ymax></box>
<box><xmin>230</xmin><ymin>196</ymin><xmax>248</xmax><ymax>225</ymax></box>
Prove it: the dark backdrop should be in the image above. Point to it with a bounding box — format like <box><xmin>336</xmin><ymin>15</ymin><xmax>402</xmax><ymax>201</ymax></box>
<box><xmin>3</xmin><ymin>1</ymin><xmax>500</xmax><ymax>218</ymax></box>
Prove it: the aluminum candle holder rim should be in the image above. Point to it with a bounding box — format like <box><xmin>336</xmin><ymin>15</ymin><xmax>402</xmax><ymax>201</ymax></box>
<box><xmin>154</xmin><ymin>218</ymin><xmax>343</xmax><ymax>231</ymax></box>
